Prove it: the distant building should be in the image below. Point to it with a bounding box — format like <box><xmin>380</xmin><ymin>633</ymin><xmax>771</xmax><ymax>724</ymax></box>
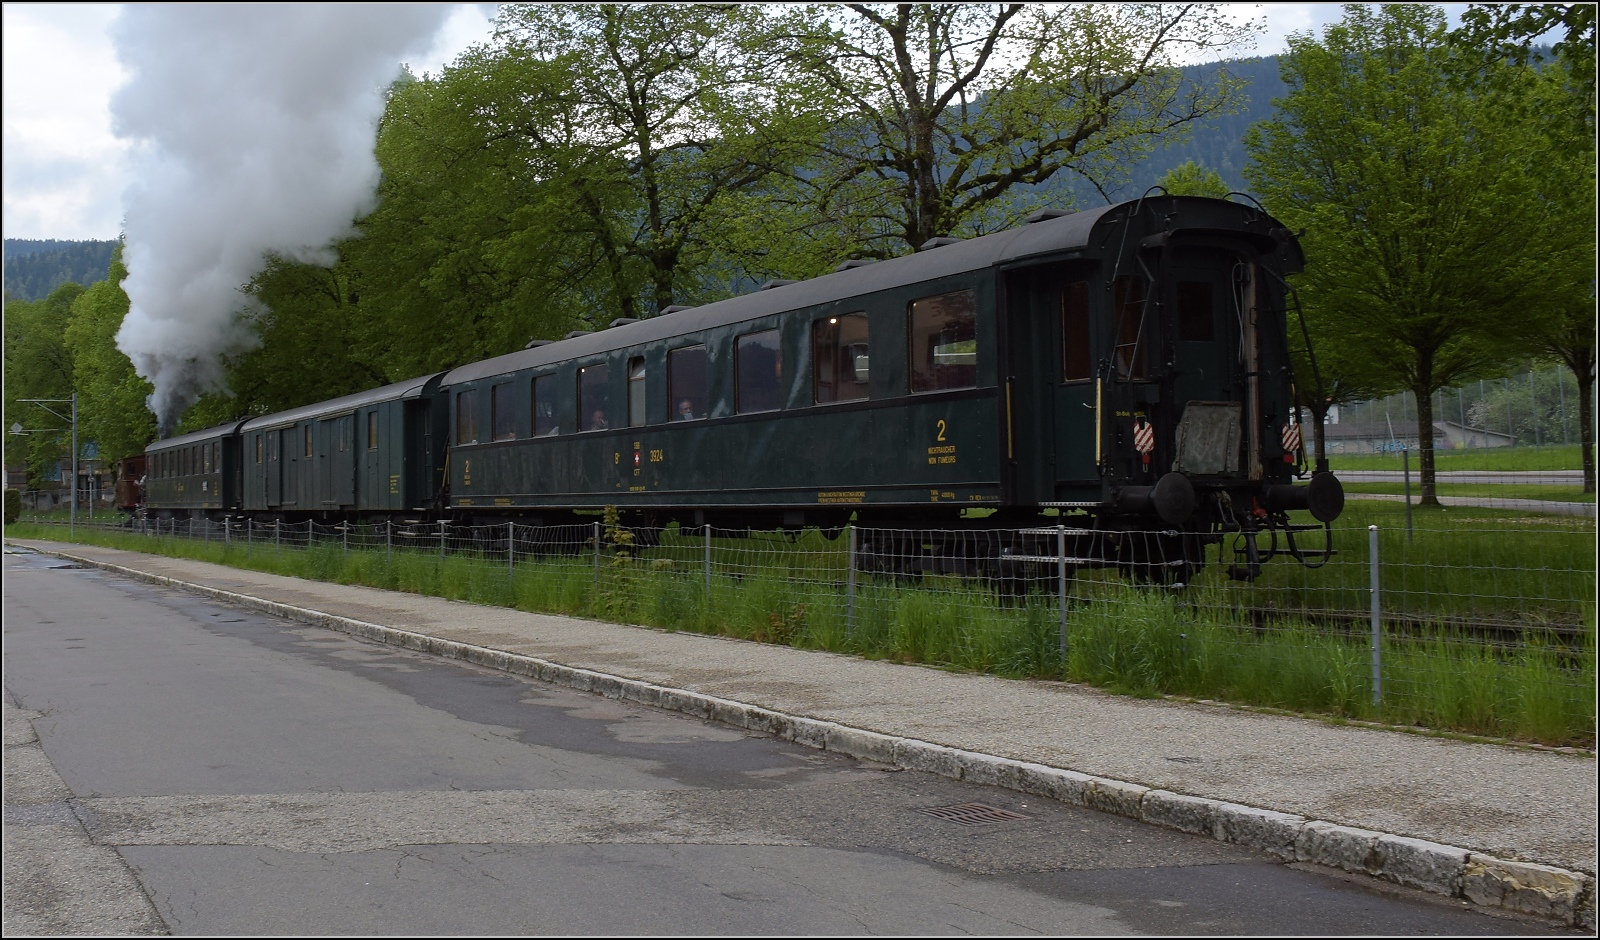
<box><xmin>1436</xmin><ymin>420</ymin><xmax>1514</xmax><ymax>449</ymax></box>
<box><xmin>1315</xmin><ymin>420</ymin><xmax>1510</xmax><ymax>454</ymax></box>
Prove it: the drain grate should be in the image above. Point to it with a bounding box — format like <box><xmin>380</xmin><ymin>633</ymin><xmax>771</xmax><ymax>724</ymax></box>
<box><xmin>916</xmin><ymin>802</ymin><xmax>1031</xmax><ymax>826</ymax></box>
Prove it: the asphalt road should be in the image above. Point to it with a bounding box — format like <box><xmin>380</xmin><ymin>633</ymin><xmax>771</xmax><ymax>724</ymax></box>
<box><xmin>2</xmin><ymin>548</ymin><xmax>1571</xmax><ymax>936</ymax></box>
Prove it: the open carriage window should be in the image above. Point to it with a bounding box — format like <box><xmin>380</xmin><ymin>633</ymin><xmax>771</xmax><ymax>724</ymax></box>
<box><xmin>813</xmin><ymin>313</ymin><xmax>870</xmax><ymax>403</ymax></box>
<box><xmin>579</xmin><ymin>363</ymin><xmax>611</xmax><ymax>431</ymax></box>
<box><xmin>492</xmin><ymin>382</ymin><xmax>516</xmax><ymax>441</ymax></box>
<box><xmin>909</xmin><ymin>290</ymin><xmax>977</xmax><ymax>393</ymax></box>
<box><xmin>669</xmin><ymin>345</ymin><xmax>708</xmax><ymax>421</ymax></box>
<box><xmin>533</xmin><ymin>374</ymin><xmax>559</xmax><ymax>436</ymax></box>
<box><xmin>736</xmin><ymin>330</ymin><xmax>782</xmax><ymax>414</ymax></box>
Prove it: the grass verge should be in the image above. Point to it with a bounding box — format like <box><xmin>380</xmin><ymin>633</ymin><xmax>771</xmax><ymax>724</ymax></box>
<box><xmin>8</xmin><ymin>519</ymin><xmax>1594</xmax><ymax>747</ymax></box>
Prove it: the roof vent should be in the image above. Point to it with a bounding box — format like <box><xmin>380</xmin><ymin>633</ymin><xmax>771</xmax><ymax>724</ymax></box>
<box><xmin>1025</xmin><ymin>208</ymin><xmax>1073</xmax><ymax>223</ymax></box>
<box><xmin>759</xmin><ymin>279</ymin><xmax>798</xmax><ymax>291</ymax></box>
<box><xmin>524</xmin><ymin>339</ymin><xmax>554</xmax><ymax>349</ymax></box>
<box><xmin>659</xmin><ymin>304</ymin><xmax>696</xmax><ymax>315</ymax></box>
<box><xmin>608</xmin><ymin>317</ymin><xmax>639</xmax><ymax>329</ymax></box>
<box><xmin>833</xmin><ymin>259</ymin><xmax>879</xmax><ymax>272</ymax></box>
<box><xmin>919</xmin><ymin>237</ymin><xmax>964</xmax><ymax>251</ymax></box>
<box><xmin>563</xmin><ymin>330</ymin><xmax>594</xmax><ymax>340</ymax></box>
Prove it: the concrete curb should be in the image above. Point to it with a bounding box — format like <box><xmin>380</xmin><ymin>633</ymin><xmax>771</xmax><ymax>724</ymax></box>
<box><xmin>22</xmin><ymin>544</ymin><xmax>1596</xmax><ymax>929</ymax></box>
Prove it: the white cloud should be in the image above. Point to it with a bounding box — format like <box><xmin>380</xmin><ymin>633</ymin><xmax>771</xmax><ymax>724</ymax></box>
<box><xmin>1</xmin><ymin>3</ymin><xmax>495</xmax><ymax>242</ymax></box>
<box><xmin>2</xmin><ymin>3</ymin><xmax>130</xmax><ymax>239</ymax></box>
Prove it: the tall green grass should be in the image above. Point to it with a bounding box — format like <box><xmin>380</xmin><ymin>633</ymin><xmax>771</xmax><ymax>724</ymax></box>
<box><xmin>1329</xmin><ymin>444</ymin><xmax>1585</xmax><ymax>473</ymax></box>
<box><xmin>8</xmin><ymin>518</ymin><xmax>1594</xmax><ymax>746</ymax></box>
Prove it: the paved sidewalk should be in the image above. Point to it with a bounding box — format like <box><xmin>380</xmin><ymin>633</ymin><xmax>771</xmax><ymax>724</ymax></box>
<box><xmin>8</xmin><ymin>538</ymin><xmax>1594</xmax><ymax>879</ymax></box>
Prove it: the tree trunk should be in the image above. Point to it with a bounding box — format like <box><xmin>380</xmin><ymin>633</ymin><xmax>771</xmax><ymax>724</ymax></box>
<box><xmin>1414</xmin><ymin>385</ymin><xmax>1439</xmax><ymax>506</ymax></box>
<box><xmin>1580</xmin><ymin>365</ymin><xmax>1595</xmax><ymax>494</ymax></box>
<box><xmin>1558</xmin><ymin>344</ymin><xmax>1596</xmax><ymax>494</ymax></box>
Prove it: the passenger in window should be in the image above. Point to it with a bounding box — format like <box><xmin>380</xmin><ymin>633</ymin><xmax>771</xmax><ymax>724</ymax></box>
<box><xmin>590</xmin><ymin>409</ymin><xmax>610</xmax><ymax>430</ymax></box>
<box><xmin>678</xmin><ymin>399</ymin><xmax>697</xmax><ymax>421</ymax></box>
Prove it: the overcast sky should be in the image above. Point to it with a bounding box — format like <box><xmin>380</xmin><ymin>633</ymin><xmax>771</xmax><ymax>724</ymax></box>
<box><xmin>1</xmin><ymin>3</ymin><xmax>1473</xmax><ymax>242</ymax></box>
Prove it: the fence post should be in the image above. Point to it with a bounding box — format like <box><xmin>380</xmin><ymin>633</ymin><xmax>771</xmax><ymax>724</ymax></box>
<box><xmin>386</xmin><ymin>519</ymin><xmax>392</xmax><ymax>560</ymax></box>
<box><xmin>439</xmin><ymin>520</ymin><xmax>447</xmax><ymax>561</ymax></box>
<box><xmin>704</xmin><ymin>523</ymin><xmax>713</xmax><ymax>603</ymax></box>
<box><xmin>1057</xmin><ymin>524</ymin><xmax>1068</xmax><ymax>662</ymax></box>
<box><xmin>594</xmin><ymin>520</ymin><xmax>602</xmax><ymax>585</ymax></box>
<box><xmin>246</xmin><ymin>518</ymin><xmax>251</xmax><ymax>551</ymax></box>
<box><xmin>1369</xmin><ymin>524</ymin><xmax>1382</xmax><ymax>705</ymax></box>
<box><xmin>846</xmin><ymin>524</ymin><xmax>856</xmax><ymax>636</ymax></box>
<box><xmin>508</xmin><ymin>521</ymin><xmax>515</xmax><ymax>578</ymax></box>
<box><xmin>275</xmin><ymin>520</ymin><xmax>280</xmax><ymax>551</ymax></box>
<box><xmin>1401</xmin><ymin>448</ymin><xmax>1413</xmax><ymax>543</ymax></box>
<box><xmin>342</xmin><ymin>522</ymin><xmax>348</xmax><ymax>554</ymax></box>
<box><xmin>224</xmin><ymin>518</ymin><xmax>230</xmax><ymax>545</ymax></box>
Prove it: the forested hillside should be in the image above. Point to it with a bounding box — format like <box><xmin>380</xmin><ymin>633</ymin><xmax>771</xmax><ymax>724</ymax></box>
<box><xmin>4</xmin><ymin>239</ymin><xmax>122</xmax><ymax>301</ymax></box>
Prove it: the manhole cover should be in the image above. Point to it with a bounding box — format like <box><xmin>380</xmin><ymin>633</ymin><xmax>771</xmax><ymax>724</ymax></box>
<box><xmin>916</xmin><ymin>802</ymin><xmax>1031</xmax><ymax>826</ymax></box>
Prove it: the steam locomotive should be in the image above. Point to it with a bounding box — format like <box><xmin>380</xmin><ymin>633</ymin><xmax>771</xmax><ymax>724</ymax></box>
<box><xmin>139</xmin><ymin>195</ymin><xmax>1343</xmax><ymax>581</ymax></box>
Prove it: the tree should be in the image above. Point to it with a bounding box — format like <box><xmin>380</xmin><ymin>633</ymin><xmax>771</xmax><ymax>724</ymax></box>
<box><xmin>1245</xmin><ymin>5</ymin><xmax>1556</xmax><ymax>505</ymax></box>
<box><xmin>480</xmin><ymin>4</ymin><xmax>814</xmax><ymax>315</ymax></box>
<box><xmin>775</xmin><ymin>3</ymin><xmax>1257</xmax><ymax>257</ymax></box>
<box><xmin>3</xmin><ymin>283</ymin><xmax>82</xmax><ymax>484</ymax></box>
<box><xmin>1456</xmin><ymin>3</ymin><xmax>1596</xmax><ymax>113</ymax></box>
<box><xmin>63</xmin><ymin>247</ymin><xmax>156</xmax><ymax>463</ymax></box>
<box><xmin>1156</xmin><ymin>160</ymin><xmax>1229</xmax><ymax>198</ymax></box>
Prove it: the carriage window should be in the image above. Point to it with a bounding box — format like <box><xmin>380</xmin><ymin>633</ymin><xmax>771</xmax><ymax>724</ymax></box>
<box><xmin>813</xmin><ymin>313</ymin><xmax>870</xmax><ymax>403</ymax></box>
<box><xmin>203</xmin><ymin>443</ymin><xmax>212</xmax><ymax>473</ymax></box>
<box><xmin>533</xmin><ymin>374</ymin><xmax>559</xmax><ymax>435</ymax></box>
<box><xmin>305</xmin><ymin>424</ymin><xmax>314</xmax><ymax>457</ymax></box>
<box><xmin>1178</xmin><ymin>281</ymin><xmax>1215</xmax><ymax>342</ymax></box>
<box><xmin>909</xmin><ymin>290</ymin><xmax>977</xmax><ymax>393</ymax></box>
<box><xmin>1112</xmin><ymin>276</ymin><xmax>1149</xmax><ymax>379</ymax></box>
<box><xmin>256</xmin><ymin>435</ymin><xmax>264</xmax><ymax>464</ymax></box>
<box><xmin>492</xmin><ymin>382</ymin><xmax>516</xmax><ymax>441</ymax></box>
<box><xmin>367</xmin><ymin>412</ymin><xmax>378</xmax><ymax>450</ymax></box>
<box><xmin>669</xmin><ymin>345</ymin><xmax>708</xmax><ymax>420</ymax></box>
<box><xmin>1062</xmin><ymin>280</ymin><xmax>1091</xmax><ymax>381</ymax></box>
<box><xmin>456</xmin><ymin>390</ymin><xmax>479</xmax><ymax>444</ymax></box>
<box><xmin>628</xmin><ymin>357</ymin><xmax>647</xmax><ymax>428</ymax></box>
<box><xmin>736</xmin><ymin>329</ymin><xmax>783</xmax><ymax>414</ymax></box>
<box><xmin>579</xmin><ymin>363</ymin><xmax>611</xmax><ymax>431</ymax></box>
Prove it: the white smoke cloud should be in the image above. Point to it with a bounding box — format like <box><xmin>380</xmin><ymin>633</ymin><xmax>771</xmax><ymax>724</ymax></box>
<box><xmin>110</xmin><ymin>4</ymin><xmax>453</xmax><ymax>431</ymax></box>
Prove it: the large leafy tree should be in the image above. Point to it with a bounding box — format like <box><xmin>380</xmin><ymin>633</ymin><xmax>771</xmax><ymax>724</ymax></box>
<box><xmin>63</xmin><ymin>247</ymin><xmax>156</xmax><ymax>462</ymax></box>
<box><xmin>774</xmin><ymin>3</ymin><xmax>1256</xmax><ymax>257</ymax></box>
<box><xmin>476</xmin><ymin>4</ymin><xmax>814</xmax><ymax>316</ymax></box>
<box><xmin>4</xmin><ymin>283</ymin><xmax>82</xmax><ymax>483</ymax></box>
<box><xmin>1452</xmin><ymin>8</ymin><xmax>1598</xmax><ymax>493</ymax></box>
<box><xmin>1245</xmin><ymin>5</ymin><xmax>1556</xmax><ymax>505</ymax></box>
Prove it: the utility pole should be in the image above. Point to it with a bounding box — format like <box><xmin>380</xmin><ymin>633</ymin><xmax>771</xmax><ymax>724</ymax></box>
<box><xmin>14</xmin><ymin>394</ymin><xmax>78</xmax><ymax>538</ymax></box>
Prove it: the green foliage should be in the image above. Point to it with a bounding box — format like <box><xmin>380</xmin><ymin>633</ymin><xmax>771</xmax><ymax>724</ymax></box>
<box><xmin>3</xmin><ymin>488</ymin><xmax>19</xmax><ymax>525</ymax></box>
<box><xmin>775</xmin><ymin>4</ymin><xmax>1258</xmax><ymax>253</ymax></box>
<box><xmin>1155</xmin><ymin>161</ymin><xmax>1229</xmax><ymax>199</ymax></box>
<box><xmin>1246</xmin><ymin>6</ymin><xmax>1562</xmax><ymax>500</ymax></box>
<box><xmin>62</xmin><ymin>248</ymin><xmax>155</xmax><ymax>462</ymax></box>
<box><xmin>4</xmin><ymin>283</ymin><xmax>82</xmax><ymax>483</ymax></box>
<box><xmin>3</xmin><ymin>239</ymin><xmax>120</xmax><ymax>301</ymax></box>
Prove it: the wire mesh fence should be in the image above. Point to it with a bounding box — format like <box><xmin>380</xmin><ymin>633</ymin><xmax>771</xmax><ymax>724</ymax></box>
<box><xmin>10</xmin><ymin>504</ymin><xmax>1595</xmax><ymax>745</ymax></box>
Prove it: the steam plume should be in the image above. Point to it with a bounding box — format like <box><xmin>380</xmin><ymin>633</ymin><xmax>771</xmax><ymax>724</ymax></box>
<box><xmin>110</xmin><ymin>5</ymin><xmax>451</xmax><ymax>432</ymax></box>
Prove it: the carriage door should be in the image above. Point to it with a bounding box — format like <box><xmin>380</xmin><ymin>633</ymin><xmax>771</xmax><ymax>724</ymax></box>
<box><xmin>1167</xmin><ymin>246</ymin><xmax>1246</xmax><ymax>475</ymax></box>
<box><xmin>1002</xmin><ymin>264</ymin><xmax>1103</xmax><ymax>505</ymax></box>
<box><xmin>333</xmin><ymin>414</ymin><xmax>355</xmax><ymax>507</ymax></box>
<box><xmin>266</xmin><ymin>431</ymin><xmax>283</xmax><ymax>506</ymax></box>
